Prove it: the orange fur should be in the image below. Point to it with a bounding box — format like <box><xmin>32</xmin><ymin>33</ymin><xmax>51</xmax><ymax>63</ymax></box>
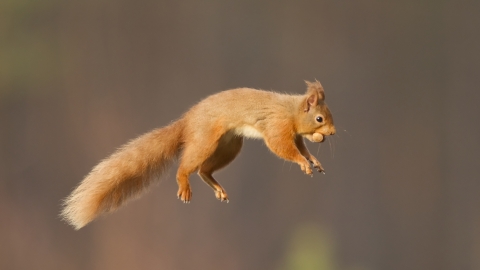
<box><xmin>61</xmin><ymin>120</ymin><xmax>184</xmax><ymax>229</ymax></box>
<box><xmin>61</xmin><ymin>80</ymin><xmax>335</xmax><ymax>229</ymax></box>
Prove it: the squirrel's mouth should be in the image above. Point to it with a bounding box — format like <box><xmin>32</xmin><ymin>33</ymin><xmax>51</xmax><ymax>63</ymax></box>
<box><xmin>305</xmin><ymin>133</ymin><xmax>326</xmax><ymax>143</ymax></box>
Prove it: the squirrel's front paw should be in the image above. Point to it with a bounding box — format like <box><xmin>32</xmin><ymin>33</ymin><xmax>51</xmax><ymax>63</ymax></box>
<box><xmin>177</xmin><ymin>185</ymin><xmax>192</xmax><ymax>203</ymax></box>
<box><xmin>299</xmin><ymin>161</ymin><xmax>313</xmax><ymax>176</ymax></box>
<box><xmin>309</xmin><ymin>156</ymin><xmax>325</xmax><ymax>174</ymax></box>
<box><xmin>214</xmin><ymin>188</ymin><xmax>229</xmax><ymax>203</ymax></box>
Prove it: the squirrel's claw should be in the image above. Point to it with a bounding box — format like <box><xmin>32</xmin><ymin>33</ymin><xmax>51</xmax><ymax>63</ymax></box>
<box><xmin>177</xmin><ymin>186</ymin><xmax>192</xmax><ymax>203</ymax></box>
<box><xmin>299</xmin><ymin>160</ymin><xmax>314</xmax><ymax>176</ymax></box>
<box><xmin>300</xmin><ymin>163</ymin><xmax>313</xmax><ymax>177</ymax></box>
<box><xmin>215</xmin><ymin>188</ymin><xmax>229</xmax><ymax>203</ymax></box>
<box><xmin>308</xmin><ymin>156</ymin><xmax>325</xmax><ymax>174</ymax></box>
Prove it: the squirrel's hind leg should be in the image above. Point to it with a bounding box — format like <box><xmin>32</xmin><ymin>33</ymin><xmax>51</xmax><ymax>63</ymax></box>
<box><xmin>198</xmin><ymin>134</ymin><xmax>243</xmax><ymax>202</ymax></box>
<box><xmin>176</xmin><ymin>142</ymin><xmax>219</xmax><ymax>203</ymax></box>
<box><xmin>176</xmin><ymin>129</ymin><xmax>239</xmax><ymax>203</ymax></box>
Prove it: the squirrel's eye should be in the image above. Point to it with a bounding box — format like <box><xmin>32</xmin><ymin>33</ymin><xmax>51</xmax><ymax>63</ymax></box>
<box><xmin>316</xmin><ymin>116</ymin><xmax>323</xmax><ymax>123</ymax></box>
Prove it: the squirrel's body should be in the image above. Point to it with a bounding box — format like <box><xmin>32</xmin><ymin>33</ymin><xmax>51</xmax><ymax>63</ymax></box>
<box><xmin>62</xmin><ymin>81</ymin><xmax>336</xmax><ymax>229</ymax></box>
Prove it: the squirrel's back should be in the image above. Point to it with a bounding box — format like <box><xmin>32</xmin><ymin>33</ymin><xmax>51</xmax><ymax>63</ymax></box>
<box><xmin>184</xmin><ymin>88</ymin><xmax>301</xmax><ymax>136</ymax></box>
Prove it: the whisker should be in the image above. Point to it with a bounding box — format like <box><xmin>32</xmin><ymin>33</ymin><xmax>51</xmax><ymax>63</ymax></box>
<box><xmin>328</xmin><ymin>137</ymin><xmax>333</xmax><ymax>159</ymax></box>
<box><xmin>334</xmin><ymin>127</ymin><xmax>350</xmax><ymax>150</ymax></box>
<box><xmin>338</xmin><ymin>126</ymin><xmax>352</xmax><ymax>138</ymax></box>
<box><xmin>335</xmin><ymin>140</ymin><xmax>338</xmax><ymax>157</ymax></box>
<box><xmin>333</xmin><ymin>136</ymin><xmax>336</xmax><ymax>158</ymax></box>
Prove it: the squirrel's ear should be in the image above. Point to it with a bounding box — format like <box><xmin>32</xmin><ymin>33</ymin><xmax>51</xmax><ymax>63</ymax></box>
<box><xmin>303</xmin><ymin>80</ymin><xmax>325</xmax><ymax>112</ymax></box>
<box><xmin>304</xmin><ymin>80</ymin><xmax>325</xmax><ymax>101</ymax></box>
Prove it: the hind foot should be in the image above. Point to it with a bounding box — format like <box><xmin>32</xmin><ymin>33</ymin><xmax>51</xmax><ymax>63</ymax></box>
<box><xmin>214</xmin><ymin>188</ymin><xmax>229</xmax><ymax>203</ymax></box>
<box><xmin>177</xmin><ymin>185</ymin><xmax>192</xmax><ymax>203</ymax></box>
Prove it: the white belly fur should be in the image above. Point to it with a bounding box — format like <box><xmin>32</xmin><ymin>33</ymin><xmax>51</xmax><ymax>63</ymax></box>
<box><xmin>234</xmin><ymin>125</ymin><xmax>263</xmax><ymax>139</ymax></box>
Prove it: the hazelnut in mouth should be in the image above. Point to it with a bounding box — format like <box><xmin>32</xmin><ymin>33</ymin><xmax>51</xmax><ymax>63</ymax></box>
<box><xmin>305</xmin><ymin>132</ymin><xmax>325</xmax><ymax>143</ymax></box>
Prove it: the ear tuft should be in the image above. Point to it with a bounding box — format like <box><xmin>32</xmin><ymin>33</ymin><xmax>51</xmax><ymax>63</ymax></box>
<box><xmin>305</xmin><ymin>80</ymin><xmax>325</xmax><ymax>101</ymax></box>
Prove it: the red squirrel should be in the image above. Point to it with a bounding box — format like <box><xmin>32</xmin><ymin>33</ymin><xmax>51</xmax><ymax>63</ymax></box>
<box><xmin>61</xmin><ymin>80</ymin><xmax>336</xmax><ymax>229</ymax></box>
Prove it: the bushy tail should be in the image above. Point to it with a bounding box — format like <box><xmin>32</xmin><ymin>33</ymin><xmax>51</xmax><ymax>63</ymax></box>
<box><xmin>61</xmin><ymin>120</ymin><xmax>184</xmax><ymax>230</ymax></box>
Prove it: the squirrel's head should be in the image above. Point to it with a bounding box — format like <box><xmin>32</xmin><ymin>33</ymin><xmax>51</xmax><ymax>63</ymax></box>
<box><xmin>298</xmin><ymin>80</ymin><xmax>336</xmax><ymax>143</ymax></box>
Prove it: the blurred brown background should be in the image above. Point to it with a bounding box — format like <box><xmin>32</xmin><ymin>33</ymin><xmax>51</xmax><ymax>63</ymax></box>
<box><xmin>1</xmin><ymin>1</ymin><xmax>479</xmax><ymax>269</ymax></box>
